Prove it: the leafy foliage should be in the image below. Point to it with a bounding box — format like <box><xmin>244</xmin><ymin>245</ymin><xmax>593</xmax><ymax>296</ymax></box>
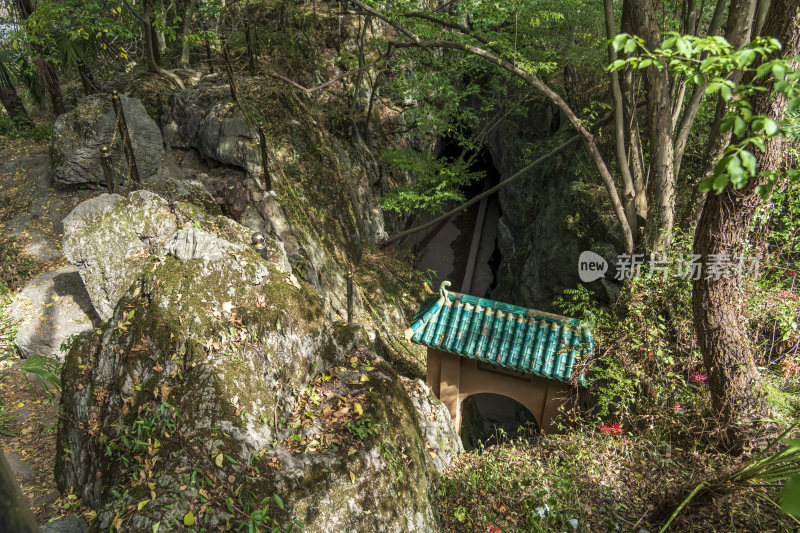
<box><xmin>380</xmin><ymin>150</ymin><xmax>485</xmax><ymax>214</ymax></box>
<box><xmin>609</xmin><ymin>32</ymin><xmax>800</xmax><ymax>195</ymax></box>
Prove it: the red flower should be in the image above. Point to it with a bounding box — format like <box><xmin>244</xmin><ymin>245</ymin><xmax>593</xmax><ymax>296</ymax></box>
<box><xmin>782</xmin><ymin>358</ymin><xmax>800</xmax><ymax>379</ymax></box>
<box><xmin>598</xmin><ymin>421</ymin><xmax>624</xmax><ymax>436</ymax></box>
<box><xmin>672</xmin><ymin>403</ymin><xmax>682</xmax><ymax>412</ymax></box>
<box><xmin>789</xmin><ymin>270</ymin><xmax>797</xmax><ymax>277</ymax></box>
<box><xmin>487</xmin><ymin>526</ymin><xmax>502</xmax><ymax>533</ymax></box>
<box><xmin>649</xmin><ymin>388</ymin><xmax>658</xmax><ymax>397</ymax></box>
<box><xmin>647</xmin><ymin>351</ymin><xmax>655</xmax><ymax>359</ymax></box>
<box><xmin>638</xmin><ymin>347</ymin><xmax>646</xmax><ymax>352</ymax></box>
<box><xmin>689</xmin><ymin>372</ymin><xmax>708</xmax><ymax>385</ymax></box>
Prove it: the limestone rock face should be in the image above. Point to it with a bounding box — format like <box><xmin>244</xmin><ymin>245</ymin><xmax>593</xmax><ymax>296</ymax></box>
<box><xmin>402</xmin><ymin>377</ymin><xmax>463</xmax><ymax>474</ymax></box>
<box><xmin>50</xmin><ymin>93</ymin><xmax>164</xmax><ymax>185</ymax></box>
<box><xmin>162</xmin><ymin>88</ymin><xmax>262</xmax><ymax>180</ymax></box>
<box><xmin>8</xmin><ymin>267</ymin><xmax>96</xmax><ymax>361</ymax></box>
<box><xmin>483</xmin><ymin>97</ymin><xmax>622</xmax><ymax>310</ymax></box>
<box><xmin>61</xmin><ymin>190</ymin><xmax>279</xmax><ymax>322</ymax></box>
<box><xmin>61</xmin><ymin>191</ymin><xmax>177</xmax><ymax>321</ymax></box>
<box><xmin>55</xmin><ymin>194</ymin><xmax>445</xmax><ymax>532</ymax></box>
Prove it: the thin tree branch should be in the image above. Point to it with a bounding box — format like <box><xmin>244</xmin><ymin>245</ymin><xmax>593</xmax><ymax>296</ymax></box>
<box><xmin>271</xmin><ymin>56</ymin><xmax>385</xmax><ymax>94</ymax></box>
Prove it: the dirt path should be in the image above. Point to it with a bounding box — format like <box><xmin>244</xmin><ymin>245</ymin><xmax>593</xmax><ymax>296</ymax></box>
<box><xmin>0</xmin><ymin>132</ymin><xmax>100</xmax><ymax>527</ymax></box>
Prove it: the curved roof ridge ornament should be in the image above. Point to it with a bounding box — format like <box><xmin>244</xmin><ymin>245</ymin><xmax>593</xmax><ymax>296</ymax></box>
<box><xmin>404</xmin><ymin>280</ymin><xmax>453</xmax><ymax>341</ymax></box>
<box><xmin>439</xmin><ymin>280</ymin><xmax>452</xmax><ymax>302</ymax></box>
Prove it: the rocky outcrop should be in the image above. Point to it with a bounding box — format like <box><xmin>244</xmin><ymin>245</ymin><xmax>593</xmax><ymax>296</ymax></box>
<box><xmin>162</xmin><ymin>87</ymin><xmax>262</xmax><ymax>181</ymax></box>
<box><xmin>56</xmin><ymin>192</ymin><xmax>449</xmax><ymax>532</ymax></box>
<box><xmin>484</xmin><ymin>97</ymin><xmax>622</xmax><ymax>310</ymax></box>
<box><xmin>8</xmin><ymin>267</ymin><xmax>96</xmax><ymax>360</ymax></box>
<box><xmin>402</xmin><ymin>377</ymin><xmax>463</xmax><ymax>473</ymax></box>
<box><xmin>60</xmin><ymin>190</ymin><xmax>267</xmax><ymax>321</ymax></box>
<box><xmin>50</xmin><ymin>93</ymin><xmax>163</xmax><ymax>186</ymax></box>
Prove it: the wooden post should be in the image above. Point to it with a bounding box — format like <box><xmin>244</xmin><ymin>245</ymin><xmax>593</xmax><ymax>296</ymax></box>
<box><xmin>111</xmin><ymin>91</ymin><xmax>140</xmax><ymax>186</ymax></box>
<box><xmin>204</xmin><ymin>40</ymin><xmax>214</xmax><ymax>73</ymax></box>
<box><xmin>257</xmin><ymin>121</ymin><xmax>273</xmax><ymax>193</ymax></box>
<box><xmin>223</xmin><ymin>44</ymin><xmax>238</xmax><ymax>102</ymax></box>
<box><xmin>99</xmin><ymin>146</ymin><xmax>116</xmax><ymax>193</ymax></box>
<box><xmin>346</xmin><ymin>268</ymin><xmax>354</xmax><ymax>324</ymax></box>
<box><xmin>245</xmin><ymin>18</ymin><xmax>257</xmax><ymax>75</ymax></box>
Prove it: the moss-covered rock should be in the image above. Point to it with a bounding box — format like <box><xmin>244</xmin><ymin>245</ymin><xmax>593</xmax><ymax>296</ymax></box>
<box><xmin>61</xmin><ymin>190</ymin><xmax>289</xmax><ymax>322</ymax></box>
<box><xmin>56</xmin><ymin>194</ymin><xmax>447</xmax><ymax>532</ymax></box>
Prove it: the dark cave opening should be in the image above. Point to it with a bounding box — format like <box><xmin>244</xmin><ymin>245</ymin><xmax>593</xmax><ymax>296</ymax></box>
<box><xmin>460</xmin><ymin>393</ymin><xmax>540</xmax><ymax>451</ymax></box>
<box><xmin>414</xmin><ymin>141</ymin><xmax>504</xmax><ymax>298</ymax></box>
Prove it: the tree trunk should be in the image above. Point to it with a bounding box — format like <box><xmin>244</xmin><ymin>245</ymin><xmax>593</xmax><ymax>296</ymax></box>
<box><xmin>77</xmin><ymin>60</ymin><xmax>100</xmax><ymax>95</ymax></box>
<box><xmin>628</xmin><ymin>0</ymin><xmax>676</xmax><ymax>249</ymax></box>
<box><xmin>14</xmin><ymin>0</ymin><xmax>65</xmax><ymax>115</ymax></box>
<box><xmin>603</xmin><ymin>0</ymin><xmax>639</xmax><ymax>244</ymax></box>
<box><xmin>0</xmin><ymin>83</ymin><xmax>33</xmax><ymax>126</ymax></box>
<box><xmin>181</xmin><ymin>0</ymin><xmax>196</xmax><ymax>68</ymax></box>
<box><xmin>157</xmin><ymin>0</ymin><xmax>168</xmax><ymax>57</ymax></box>
<box><xmin>680</xmin><ymin>0</ymin><xmax>758</xmax><ymax>231</ymax></box>
<box><xmin>142</xmin><ymin>0</ymin><xmax>185</xmax><ymax>89</ymax></box>
<box><xmin>692</xmin><ymin>0</ymin><xmax>800</xmax><ymax>449</ymax></box>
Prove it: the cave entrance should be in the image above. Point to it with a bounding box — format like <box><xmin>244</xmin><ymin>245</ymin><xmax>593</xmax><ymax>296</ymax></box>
<box><xmin>414</xmin><ymin>144</ymin><xmax>503</xmax><ymax>298</ymax></box>
<box><xmin>460</xmin><ymin>393</ymin><xmax>540</xmax><ymax>450</ymax></box>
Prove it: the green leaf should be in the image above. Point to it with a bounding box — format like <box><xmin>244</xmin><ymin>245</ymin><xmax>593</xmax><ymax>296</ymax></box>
<box><xmin>662</xmin><ymin>37</ymin><xmax>677</xmax><ymax>49</ymax></box>
<box><xmin>772</xmin><ymin>63</ymin><xmax>787</xmax><ymax>81</ymax></box>
<box><xmin>183</xmin><ymin>511</ymin><xmax>195</xmax><ymax>526</ymax></box>
<box><xmin>698</xmin><ymin>177</ymin><xmax>715</xmax><ymax>192</ymax></box>
<box><xmin>720</xmin><ymin>83</ymin><xmax>732</xmax><ymax>101</ymax></box>
<box><xmin>705</xmin><ymin>82</ymin><xmax>722</xmax><ymax>95</ymax></box>
<box><xmin>781</xmin><ymin>475</ymin><xmax>800</xmax><ymax>516</ymax></box>
<box><xmin>733</xmin><ymin>116</ymin><xmax>746</xmax><ymax>138</ymax></box>
<box><xmin>738</xmin><ymin>49</ymin><xmax>755</xmax><ymax>66</ymax></box>
<box><xmin>756</xmin><ymin>62</ymin><xmax>773</xmax><ymax>79</ymax></box>
<box><xmin>740</xmin><ymin>150</ymin><xmax>757</xmax><ymax>176</ymax></box>
<box><xmin>623</xmin><ymin>39</ymin><xmax>637</xmax><ymax>54</ymax></box>
<box><xmin>611</xmin><ymin>34</ymin><xmax>628</xmax><ymax>52</ymax></box>
<box><xmin>638</xmin><ymin>59</ymin><xmax>653</xmax><ymax>69</ymax></box>
<box><xmin>274</xmin><ymin>494</ymin><xmax>284</xmax><ymax>510</ymax></box>
<box><xmin>608</xmin><ymin>59</ymin><xmax>627</xmax><ymax>71</ymax></box>
<box><xmin>712</xmin><ymin>172</ymin><xmax>730</xmax><ymax>193</ymax></box>
<box><xmin>692</xmin><ymin>72</ymin><xmax>704</xmax><ymax>85</ymax></box>
<box><xmin>721</xmin><ymin>115</ymin><xmax>736</xmax><ymax>134</ymax></box>
<box><xmin>675</xmin><ymin>37</ymin><xmax>689</xmax><ymax>54</ymax></box>
<box><xmin>788</xmin><ymin>97</ymin><xmax>800</xmax><ymax>113</ymax></box>
<box><xmin>727</xmin><ymin>156</ymin><xmax>746</xmax><ymax>188</ymax></box>
<box><xmin>763</xmin><ymin>118</ymin><xmax>779</xmax><ymax>136</ymax></box>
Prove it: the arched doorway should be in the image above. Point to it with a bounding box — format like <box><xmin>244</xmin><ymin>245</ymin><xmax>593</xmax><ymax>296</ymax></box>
<box><xmin>460</xmin><ymin>393</ymin><xmax>540</xmax><ymax>450</ymax></box>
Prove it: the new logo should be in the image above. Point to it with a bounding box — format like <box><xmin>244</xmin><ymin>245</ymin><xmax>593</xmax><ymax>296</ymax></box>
<box><xmin>578</xmin><ymin>251</ymin><xmax>608</xmax><ymax>282</ymax></box>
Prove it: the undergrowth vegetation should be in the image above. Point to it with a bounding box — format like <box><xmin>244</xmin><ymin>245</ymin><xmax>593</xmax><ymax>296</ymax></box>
<box><xmin>436</xmin><ymin>222</ymin><xmax>800</xmax><ymax>531</ymax></box>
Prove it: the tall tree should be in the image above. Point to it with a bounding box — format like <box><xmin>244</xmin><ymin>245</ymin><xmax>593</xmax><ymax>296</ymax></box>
<box><xmin>13</xmin><ymin>0</ymin><xmax>64</xmax><ymax>115</ymax></box>
<box><xmin>0</xmin><ymin>49</ymin><xmax>33</xmax><ymax>125</ymax></box>
<box><xmin>692</xmin><ymin>0</ymin><xmax>800</xmax><ymax>448</ymax></box>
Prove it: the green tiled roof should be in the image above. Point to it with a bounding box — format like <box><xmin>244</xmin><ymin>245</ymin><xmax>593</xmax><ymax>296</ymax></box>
<box><xmin>407</xmin><ymin>282</ymin><xmax>592</xmax><ymax>383</ymax></box>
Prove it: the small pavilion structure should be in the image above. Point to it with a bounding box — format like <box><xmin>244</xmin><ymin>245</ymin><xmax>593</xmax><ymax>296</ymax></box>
<box><xmin>407</xmin><ymin>282</ymin><xmax>592</xmax><ymax>434</ymax></box>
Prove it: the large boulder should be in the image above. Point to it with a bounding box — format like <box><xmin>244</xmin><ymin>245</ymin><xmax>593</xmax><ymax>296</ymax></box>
<box><xmin>8</xmin><ymin>267</ymin><xmax>96</xmax><ymax>360</ymax></box>
<box><xmin>162</xmin><ymin>87</ymin><xmax>262</xmax><ymax>181</ymax></box>
<box><xmin>50</xmin><ymin>93</ymin><xmax>164</xmax><ymax>185</ymax></box>
<box><xmin>55</xmin><ymin>194</ymin><xmax>449</xmax><ymax>532</ymax></box>
<box><xmin>61</xmin><ymin>190</ymin><xmax>268</xmax><ymax>321</ymax></box>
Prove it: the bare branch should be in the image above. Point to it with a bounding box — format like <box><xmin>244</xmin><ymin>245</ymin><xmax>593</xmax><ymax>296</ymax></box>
<box><xmin>271</xmin><ymin>56</ymin><xmax>386</xmax><ymax>94</ymax></box>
